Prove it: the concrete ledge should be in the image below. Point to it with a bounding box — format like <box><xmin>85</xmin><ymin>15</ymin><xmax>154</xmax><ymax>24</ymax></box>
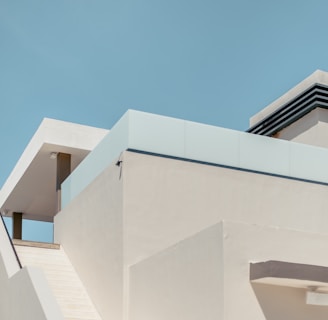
<box><xmin>12</xmin><ymin>239</ymin><xmax>60</xmax><ymax>250</ymax></box>
<box><xmin>250</xmin><ymin>260</ymin><xmax>328</xmax><ymax>291</ymax></box>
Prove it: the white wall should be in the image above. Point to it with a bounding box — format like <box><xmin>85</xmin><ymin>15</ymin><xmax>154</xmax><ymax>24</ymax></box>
<box><xmin>0</xmin><ymin>252</ymin><xmax>11</xmax><ymax>317</ymax></box>
<box><xmin>128</xmin><ymin>223</ymin><xmax>224</xmax><ymax>320</ymax></box>
<box><xmin>128</xmin><ymin>220</ymin><xmax>328</xmax><ymax>320</ymax></box>
<box><xmin>222</xmin><ymin>221</ymin><xmax>328</xmax><ymax>320</ymax></box>
<box><xmin>63</xmin><ymin>109</ymin><xmax>328</xmax><ymax>210</ymax></box>
<box><xmin>0</xmin><ymin>254</ymin><xmax>63</xmax><ymax>319</ymax></box>
<box><xmin>0</xmin><ymin>217</ymin><xmax>20</xmax><ymax>277</ymax></box>
<box><xmin>123</xmin><ymin>151</ymin><xmax>328</xmax><ymax>266</ymax></box>
<box><xmin>55</xmin><ymin>160</ymin><xmax>124</xmax><ymax>320</ymax></box>
<box><xmin>275</xmin><ymin>108</ymin><xmax>328</xmax><ymax>148</ymax></box>
<box><xmin>10</xmin><ymin>266</ymin><xmax>64</xmax><ymax>320</ymax></box>
<box><xmin>55</xmin><ymin>149</ymin><xmax>328</xmax><ymax>320</ymax></box>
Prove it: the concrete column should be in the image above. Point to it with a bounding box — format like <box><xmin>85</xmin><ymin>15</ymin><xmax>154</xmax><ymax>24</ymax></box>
<box><xmin>12</xmin><ymin>212</ymin><xmax>22</xmax><ymax>240</ymax></box>
<box><xmin>56</xmin><ymin>153</ymin><xmax>71</xmax><ymax>212</ymax></box>
<box><xmin>56</xmin><ymin>153</ymin><xmax>71</xmax><ymax>191</ymax></box>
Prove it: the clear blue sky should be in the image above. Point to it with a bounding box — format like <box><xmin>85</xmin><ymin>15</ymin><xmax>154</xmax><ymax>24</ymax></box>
<box><xmin>1</xmin><ymin>0</ymin><xmax>328</xmax><ymax>241</ymax></box>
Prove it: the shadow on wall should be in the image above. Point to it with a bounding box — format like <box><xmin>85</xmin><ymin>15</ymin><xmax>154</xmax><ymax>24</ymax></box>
<box><xmin>251</xmin><ymin>283</ymin><xmax>328</xmax><ymax>320</ymax></box>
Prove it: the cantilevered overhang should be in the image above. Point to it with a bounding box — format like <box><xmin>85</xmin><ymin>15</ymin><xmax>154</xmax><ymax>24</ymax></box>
<box><xmin>0</xmin><ymin>118</ymin><xmax>108</xmax><ymax>222</ymax></box>
<box><xmin>250</xmin><ymin>260</ymin><xmax>328</xmax><ymax>292</ymax></box>
<box><xmin>248</xmin><ymin>70</ymin><xmax>328</xmax><ymax>136</ymax></box>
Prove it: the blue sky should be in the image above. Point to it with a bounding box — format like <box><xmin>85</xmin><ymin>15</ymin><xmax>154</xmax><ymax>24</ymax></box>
<box><xmin>1</xmin><ymin>0</ymin><xmax>328</xmax><ymax>241</ymax></box>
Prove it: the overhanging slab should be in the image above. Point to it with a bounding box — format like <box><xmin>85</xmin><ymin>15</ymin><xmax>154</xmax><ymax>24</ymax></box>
<box><xmin>0</xmin><ymin>118</ymin><xmax>108</xmax><ymax>222</ymax></box>
<box><xmin>250</xmin><ymin>260</ymin><xmax>328</xmax><ymax>292</ymax></box>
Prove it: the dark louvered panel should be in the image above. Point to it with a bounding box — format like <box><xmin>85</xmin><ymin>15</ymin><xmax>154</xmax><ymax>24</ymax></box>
<box><xmin>247</xmin><ymin>84</ymin><xmax>328</xmax><ymax>136</ymax></box>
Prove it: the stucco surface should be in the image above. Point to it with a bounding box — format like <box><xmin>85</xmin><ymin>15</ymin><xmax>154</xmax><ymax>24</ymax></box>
<box><xmin>0</xmin><ymin>254</ymin><xmax>63</xmax><ymax>320</ymax></box>
<box><xmin>128</xmin><ymin>220</ymin><xmax>328</xmax><ymax>320</ymax></box>
<box><xmin>123</xmin><ymin>151</ymin><xmax>328</xmax><ymax>266</ymax></box>
<box><xmin>55</xmin><ymin>149</ymin><xmax>328</xmax><ymax>320</ymax></box>
<box><xmin>129</xmin><ymin>223</ymin><xmax>224</xmax><ymax>320</ymax></box>
<box><xmin>223</xmin><ymin>221</ymin><xmax>328</xmax><ymax>320</ymax></box>
<box><xmin>55</xmin><ymin>160</ymin><xmax>124</xmax><ymax>320</ymax></box>
<box><xmin>275</xmin><ymin>108</ymin><xmax>328</xmax><ymax>149</ymax></box>
<box><xmin>63</xmin><ymin>109</ymin><xmax>328</xmax><ymax>211</ymax></box>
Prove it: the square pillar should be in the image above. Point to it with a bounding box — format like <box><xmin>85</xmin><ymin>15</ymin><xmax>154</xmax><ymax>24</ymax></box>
<box><xmin>56</xmin><ymin>152</ymin><xmax>71</xmax><ymax>212</ymax></box>
<box><xmin>12</xmin><ymin>212</ymin><xmax>22</xmax><ymax>240</ymax></box>
<box><xmin>56</xmin><ymin>153</ymin><xmax>71</xmax><ymax>191</ymax></box>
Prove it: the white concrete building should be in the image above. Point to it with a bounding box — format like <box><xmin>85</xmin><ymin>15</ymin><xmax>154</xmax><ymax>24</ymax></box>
<box><xmin>1</xmin><ymin>70</ymin><xmax>328</xmax><ymax>319</ymax></box>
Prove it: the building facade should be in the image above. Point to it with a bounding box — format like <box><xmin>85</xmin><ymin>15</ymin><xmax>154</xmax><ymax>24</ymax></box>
<box><xmin>1</xmin><ymin>70</ymin><xmax>328</xmax><ymax>319</ymax></box>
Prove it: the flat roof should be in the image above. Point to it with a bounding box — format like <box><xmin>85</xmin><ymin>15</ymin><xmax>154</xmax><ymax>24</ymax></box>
<box><xmin>62</xmin><ymin>110</ymin><xmax>328</xmax><ymax>208</ymax></box>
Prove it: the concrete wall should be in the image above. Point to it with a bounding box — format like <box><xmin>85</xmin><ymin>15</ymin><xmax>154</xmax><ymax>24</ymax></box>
<box><xmin>123</xmin><ymin>151</ymin><xmax>328</xmax><ymax>266</ymax></box>
<box><xmin>0</xmin><ymin>217</ymin><xmax>20</xmax><ymax>277</ymax></box>
<box><xmin>274</xmin><ymin>108</ymin><xmax>328</xmax><ymax>148</ymax></box>
<box><xmin>54</xmin><ymin>160</ymin><xmax>124</xmax><ymax>320</ymax></box>
<box><xmin>0</xmin><ymin>251</ymin><xmax>12</xmax><ymax>318</ymax></box>
<box><xmin>0</xmin><ymin>249</ymin><xmax>63</xmax><ymax>319</ymax></box>
<box><xmin>128</xmin><ymin>220</ymin><xmax>328</xmax><ymax>320</ymax></box>
<box><xmin>222</xmin><ymin>221</ymin><xmax>328</xmax><ymax>320</ymax></box>
<box><xmin>10</xmin><ymin>266</ymin><xmax>64</xmax><ymax>320</ymax></box>
<box><xmin>55</xmin><ymin>147</ymin><xmax>328</xmax><ymax>320</ymax></box>
<box><xmin>63</xmin><ymin>109</ymin><xmax>328</xmax><ymax>209</ymax></box>
<box><xmin>128</xmin><ymin>223</ymin><xmax>224</xmax><ymax>320</ymax></box>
